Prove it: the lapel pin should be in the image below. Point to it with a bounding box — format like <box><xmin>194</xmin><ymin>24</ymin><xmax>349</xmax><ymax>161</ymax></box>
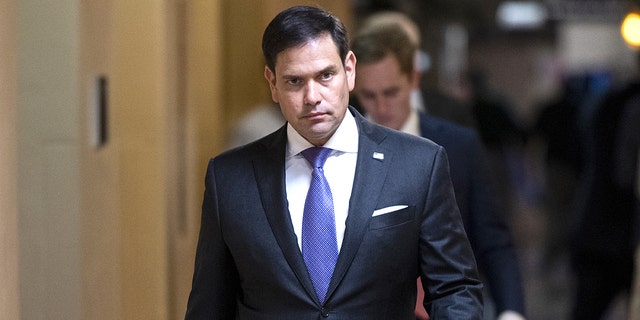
<box><xmin>372</xmin><ymin>152</ymin><xmax>384</xmax><ymax>161</ymax></box>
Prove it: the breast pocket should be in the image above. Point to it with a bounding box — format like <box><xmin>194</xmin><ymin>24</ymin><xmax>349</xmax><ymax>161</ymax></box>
<box><xmin>369</xmin><ymin>205</ymin><xmax>415</xmax><ymax>230</ymax></box>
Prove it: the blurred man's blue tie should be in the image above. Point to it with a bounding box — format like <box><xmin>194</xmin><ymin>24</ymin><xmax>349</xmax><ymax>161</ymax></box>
<box><xmin>301</xmin><ymin>146</ymin><xmax>338</xmax><ymax>304</ymax></box>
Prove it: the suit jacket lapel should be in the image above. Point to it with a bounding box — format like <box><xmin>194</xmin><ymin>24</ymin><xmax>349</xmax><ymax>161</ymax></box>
<box><xmin>253</xmin><ymin>126</ymin><xmax>319</xmax><ymax>302</ymax></box>
<box><xmin>253</xmin><ymin>110</ymin><xmax>395</xmax><ymax>304</ymax></box>
<box><xmin>326</xmin><ymin>108</ymin><xmax>393</xmax><ymax>299</ymax></box>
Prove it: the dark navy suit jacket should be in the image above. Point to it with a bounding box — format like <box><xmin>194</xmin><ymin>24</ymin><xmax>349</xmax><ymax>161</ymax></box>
<box><xmin>185</xmin><ymin>107</ymin><xmax>483</xmax><ymax>319</ymax></box>
<box><xmin>418</xmin><ymin>112</ymin><xmax>525</xmax><ymax>315</ymax></box>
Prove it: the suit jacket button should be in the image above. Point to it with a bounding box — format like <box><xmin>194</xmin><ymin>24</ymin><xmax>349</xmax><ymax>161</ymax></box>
<box><xmin>321</xmin><ymin>307</ymin><xmax>329</xmax><ymax>317</ymax></box>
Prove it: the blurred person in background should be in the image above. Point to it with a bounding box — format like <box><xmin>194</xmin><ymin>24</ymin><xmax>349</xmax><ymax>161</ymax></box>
<box><xmin>356</xmin><ymin>10</ymin><xmax>478</xmax><ymax>128</ymax></box>
<box><xmin>569</xmin><ymin>76</ymin><xmax>637</xmax><ymax>320</ymax></box>
<box><xmin>531</xmin><ymin>75</ymin><xmax>585</xmax><ymax>272</ymax></box>
<box><xmin>459</xmin><ymin>68</ymin><xmax>531</xmax><ymax>220</ymax></box>
<box><xmin>226</xmin><ymin>103</ymin><xmax>285</xmax><ymax>149</ymax></box>
<box><xmin>351</xmin><ymin>12</ymin><xmax>526</xmax><ymax>320</ymax></box>
<box><xmin>612</xmin><ymin>79</ymin><xmax>640</xmax><ymax>320</ymax></box>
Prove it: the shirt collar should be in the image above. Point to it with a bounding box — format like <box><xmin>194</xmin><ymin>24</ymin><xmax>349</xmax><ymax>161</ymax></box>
<box><xmin>399</xmin><ymin>107</ymin><xmax>420</xmax><ymax>137</ymax></box>
<box><xmin>287</xmin><ymin>109</ymin><xmax>359</xmax><ymax>158</ymax></box>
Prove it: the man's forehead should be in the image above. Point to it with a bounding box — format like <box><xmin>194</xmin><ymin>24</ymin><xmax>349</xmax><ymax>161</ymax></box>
<box><xmin>273</xmin><ymin>35</ymin><xmax>342</xmax><ymax>70</ymax></box>
<box><xmin>357</xmin><ymin>58</ymin><xmax>407</xmax><ymax>78</ymax></box>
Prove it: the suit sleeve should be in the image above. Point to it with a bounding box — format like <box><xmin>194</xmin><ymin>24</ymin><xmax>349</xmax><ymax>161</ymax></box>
<box><xmin>468</xmin><ymin>135</ymin><xmax>526</xmax><ymax>315</ymax></box>
<box><xmin>185</xmin><ymin>158</ymin><xmax>239</xmax><ymax>319</ymax></box>
<box><xmin>420</xmin><ymin>146</ymin><xmax>484</xmax><ymax>318</ymax></box>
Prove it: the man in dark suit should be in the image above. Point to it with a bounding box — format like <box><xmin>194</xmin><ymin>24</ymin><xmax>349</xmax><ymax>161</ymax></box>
<box><xmin>350</xmin><ymin>12</ymin><xmax>525</xmax><ymax>320</ymax></box>
<box><xmin>185</xmin><ymin>5</ymin><xmax>483</xmax><ymax>319</ymax></box>
<box><xmin>568</xmin><ymin>79</ymin><xmax>637</xmax><ymax>320</ymax></box>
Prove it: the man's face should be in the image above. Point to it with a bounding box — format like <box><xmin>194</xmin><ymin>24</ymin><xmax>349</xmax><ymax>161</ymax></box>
<box><xmin>354</xmin><ymin>54</ymin><xmax>416</xmax><ymax>130</ymax></box>
<box><xmin>264</xmin><ymin>33</ymin><xmax>356</xmax><ymax>146</ymax></box>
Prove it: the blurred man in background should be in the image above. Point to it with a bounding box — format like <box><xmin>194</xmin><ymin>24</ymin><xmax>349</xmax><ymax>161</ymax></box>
<box><xmin>351</xmin><ymin>12</ymin><xmax>526</xmax><ymax>320</ymax></box>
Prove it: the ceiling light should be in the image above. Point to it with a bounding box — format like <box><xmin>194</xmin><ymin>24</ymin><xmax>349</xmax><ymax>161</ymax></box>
<box><xmin>497</xmin><ymin>1</ymin><xmax>548</xmax><ymax>30</ymax></box>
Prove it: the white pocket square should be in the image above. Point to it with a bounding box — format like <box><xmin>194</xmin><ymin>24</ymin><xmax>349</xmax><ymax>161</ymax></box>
<box><xmin>372</xmin><ymin>205</ymin><xmax>408</xmax><ymax>217</ymax></box>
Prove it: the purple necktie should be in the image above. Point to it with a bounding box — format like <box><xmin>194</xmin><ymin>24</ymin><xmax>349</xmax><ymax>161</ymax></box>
<box><xmin>301</xmin><ymin>147</ymin><xmax>338</xmax><ymax>303</ymax></box>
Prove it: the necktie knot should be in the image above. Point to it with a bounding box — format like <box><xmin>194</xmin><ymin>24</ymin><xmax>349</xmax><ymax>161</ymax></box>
<box><xmin>301</xmin><ymin>147</ymin><xmax>332</xmax><ymax>169</ymax></box>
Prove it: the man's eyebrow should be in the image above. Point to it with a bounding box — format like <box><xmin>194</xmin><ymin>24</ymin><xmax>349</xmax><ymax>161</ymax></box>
<box><xmin>383</xmin><ymin>86</ymin><xmax>400</xmax><ymax>95</ymax></box>
<box><xmin>318</xmin><ymin>65</ymin><xmax>339</xmax><ymax>74</ymax></box>
<box><xmin>359</xmin><ymin>89</ymin><xmax>376</xmax><ymax>97</ymax></box>
<box><xmin>280</xmin><ymin>65</ymin><xmax>339</xmax><ymax>80</ymax></box>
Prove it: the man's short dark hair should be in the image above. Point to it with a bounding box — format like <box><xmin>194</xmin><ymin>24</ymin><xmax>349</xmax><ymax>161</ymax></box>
<box><xmin>262</xmin><ymin>6</ymin><xmax>350</xmax><ymax>73</ymax></box>
<box><xmin>351</xmin><ymin>23</ymin><xmax>416</xmax><ymax>77</ymax></box>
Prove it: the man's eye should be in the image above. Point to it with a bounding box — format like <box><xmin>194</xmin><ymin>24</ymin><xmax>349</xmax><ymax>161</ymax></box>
<box><xmin>384</xmin><ymin>89</ymin><xmax>400</xmax><ymax>98</ymax></box>
<box><xmin>362</xmin><ymin>93</ymin><xmax>375</xmax><ymax>100</ymax></box>
<box><xmin>287</xmin><ymin>78</ymin><xmax>300</xmax><ymax>85</ymax></box>
<box><xmin>321</xmin><ymin>72</ymin><xmax>333</xmax><ymax>80</ymax></box>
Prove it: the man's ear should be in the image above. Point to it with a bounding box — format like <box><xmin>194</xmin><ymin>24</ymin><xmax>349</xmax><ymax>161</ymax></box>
<box><xmin>264</xmin><ymin>66</ymin><xmax>279</xmax><ymax>103</ymax></box>
<box><xmin>345</xmin><ymin>51</ymin><xmax>357</xmax><ymax>91</ymax></box>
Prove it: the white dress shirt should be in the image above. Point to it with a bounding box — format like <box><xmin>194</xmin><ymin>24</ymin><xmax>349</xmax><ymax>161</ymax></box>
<box><xmin>285</xmin><ymin>110</ymin><xmax>359</xmax><ymax>251</ymax></box>
<box><xmin>399</xmin><ymin>107</ymin><xmax>421</xmax><ymax>136</ymax></box>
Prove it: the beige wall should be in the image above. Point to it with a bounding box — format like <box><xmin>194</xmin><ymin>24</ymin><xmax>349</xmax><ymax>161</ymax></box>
<box><xmin>78</xmin><ymin>0</ymin><xmax>203</xmax><ymax>318</ymax></box>
<box><xmin>17</xmin><ymin>0</ymin><xmax>83</xmax><ymax>318</ymax></box>
<box><xmin>78</xmin><ymin>2</ymin><xmax>122</xmax><ymax>318</ymax></box>
<box><xmin>169</xmin><ymin>1</ymin><xmax>225</xmax><ymax>318</ymax></box>
<box><xmin>111</xmin><ymin>1</ymin><xmax>171</xmax><ymax>318</ymax></box>
<box><xmin>0</xmin><ymin>0</ymin><xmax>20</xmax><ymax>317</ymax></box>
<box><xmin>78</xmin><ymin>0</ymin><xmax>227</xmax><ymax>318</ymax></box>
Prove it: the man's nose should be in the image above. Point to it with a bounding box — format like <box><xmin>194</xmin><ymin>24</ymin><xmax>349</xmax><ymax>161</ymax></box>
<box><xmin>376</xmin><ymin>96</ymin><xmax>391</xmax><ymax>113</ymax></box>
<box><xmin>304</xmin><ymin>81</ymin><xmax>321</xmax><ymax>106</ymax></box>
